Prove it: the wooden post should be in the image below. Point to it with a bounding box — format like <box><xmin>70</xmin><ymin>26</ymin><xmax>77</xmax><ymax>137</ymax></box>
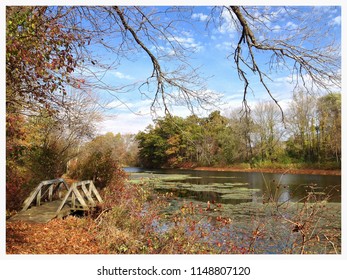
<box><xmin>36</xmin><ymin>188</ymin><xmax>41</xmax><ymax>206</ymax></box>
<box><xmin>88</xmin><ymin>183</ymin><xmax>92</xmax><ymax>196</ymax></box>
<box><xmin>56</xmin><ymin>188</ymin><xmax>73</xmax><ymax>215</ymax></box>
<box><xmin>22</xmin><ymin>182</ymin><xmax>43</xmax><ymax>211</ymax></box>
<box><xmin>70</xmin><ymin>184</ymin><xmax>89</xmax><ymax>210</ymax></box>
<box><xmin>48</xmin><ymin>184</ymin><xmax>54</xmax><ymax>201</ymax></box>
<box><xmin>61</xmin><ymin>180</ymin><xmax>70</xmax><ymax>191</ymax></box>
<box><xmin>81</xmin><ymin>182</ymin><xmax>96</xmax><ymax>206</ymax></box>
<box><xmin>71</xmin><ymin>192</ymin><xmax>76</xmax><ymax>209</ymax></box>
<box><xmin>89</xmin><ymin>181</ymin><xmax>103</xmax><ymax>203</ymax></box>
<box><xmin>56</xmin><ymin>184</ymin><xmax>91</xmax><ymax>218</ymax></box>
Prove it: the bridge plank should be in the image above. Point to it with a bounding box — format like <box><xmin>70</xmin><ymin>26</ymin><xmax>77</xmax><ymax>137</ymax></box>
<box><xmin>8</xmin><ymin>201</ymin><xmax>71</xmax><ymax>223</ymax></box>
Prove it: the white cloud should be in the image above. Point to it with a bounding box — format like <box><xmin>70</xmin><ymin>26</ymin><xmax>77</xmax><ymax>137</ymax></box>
<box><xmin>192</xmin><ymin>13</ymin><xmax>209</xmax><ymax>22</ymax></box>
<box><xmin>167</xmin><ymin>33</ymin><xmax>203</xmax><ymax>52</ymax></box>
<box><xmin>272</xmin><ymin>72</ymin><xmax>341</xmax><ymax>96</ymax></box>
<box><xmin>272</xmin><ymin>25</ymin><xmax>281</xmax><ymax>33</ymax></box>
<box><xmin>99</xmin><ymin>90</ymin><xmax>223</xmax><ymax>134</ymax></box>
<box><xmin>106</xmin><ymin>99</ymin><xmax>153</xmax><ymax>112</ymax></box>
<box><xmin>99</xmin><ymin>113</ymin><xmax>152</xmax><ymax>135</ymax></box>
<box><xmin>99</xmin><ymin>104</ymin><xmax>194</xmax><ymax>135</ymax></box>
<box><xmin>110</xmin><ymin>71</ymin><xmax>134</xmax><ymax>80</ymax></box>
<box><xmin>285</xmin><ymin>21</ymin><xmax>298</xmax><ymax>30</ymax></box>
<box><xmin>330</xmin><ymin>16</ymin><xmax>341</xmax><ymax>26</ymax></box>
<box><xmin>100</xmin><ymin>98</ymin><xmax>154</xmax><ymax>134</ymax></box>
<box><xmin>217</xmin><ymin>9</ymin><xmax>237</xmax><ymax>35</ymax></box>
<box><xmin>215</xmin><ymin>41</ymin><xmax>237</xmax><ymax>51</ymax></box>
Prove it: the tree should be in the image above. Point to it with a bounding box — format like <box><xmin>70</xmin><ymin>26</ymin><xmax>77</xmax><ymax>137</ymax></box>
<box><xmin>252</xmin><ymin>101</ymin><xmax>286</xmax><ymax>162</ymax></box>
<box><xmin>136</xmin><ymin>116</ymin><xmax>189</xmax><ymax>168</ymax></box>
<box><xmin>6</xmin><ymin>7</ymin><xmax>80</xmax><ymax>113</ymax></box>
<box><xmin>285</xmin><ymin>91</ymin><xmax>341</xmax><ymax>165</ymax></box>
<box><xmin>69</xmin><ymin>132</ymin><xmax>131</xmax><ymax>187</ymax></box>
<box><xmin>316</xmin><ymin>93</ymin><xmax>341</xmax><ymax>163</ymax></box>
<box><xmin>195</xmin><ymin>111</ymin><xmax>229</xmax><ymax>166</ymax></box>
<box><xmin>225</xmin><ymin>108</ymin><xmax>255</xmax><ymax>164</ymax></box>
<box><xmin>213</xmin><ymin>6</ymin><xmax>340</xmax><ymax>115</ymax></box>
<box><xmin>6</xmin><ymin>111</ymin><xmax>29</xmax><ymax>211</ymax></box>
<box><xmin>6</xmin><ymin>7</ymin><xmax>103</xmax><ymax>209</ymax></box>
<box><xmin>25</xmin><ymin>93</ymin><xmax>100</xmax><ymax>182</ymax></box>
<box><xmin>286</xmin><ymin>90</ymin><xmax>317</xmax><ymax>162</ymax></box>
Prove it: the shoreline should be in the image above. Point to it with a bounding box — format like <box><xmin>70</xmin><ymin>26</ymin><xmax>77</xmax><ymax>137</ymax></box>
<box><xmin>186</xmin><ymin>166</ymin><xmax>341</xmax><ymax>176</ymax></box>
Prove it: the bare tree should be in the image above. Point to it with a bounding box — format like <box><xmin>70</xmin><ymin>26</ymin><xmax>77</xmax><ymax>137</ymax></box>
<box><xmin>252</xmin><ymin>101</ymin><xmax>287</xmax><ymax>161</ymax></box>
<box><xmin>11</xmin><ymin>6</ymin><xmax>340</xmax><ymax>118</ymax></box>
<box><xmin>210</xmin><ymin>6</ymin><xmax>340</xmax><ymax>118</ymax></box>
<box><xmin>47</xmin><ymin>6</ymin><xmax>219</xmax><ymax>117</ymax></box>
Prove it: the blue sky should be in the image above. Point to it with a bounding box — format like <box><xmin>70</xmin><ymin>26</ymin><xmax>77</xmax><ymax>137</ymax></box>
<box><xmin>76</xmin><ymin>5</ymin><xmax>341</xmax><ymax>135</ymax></box>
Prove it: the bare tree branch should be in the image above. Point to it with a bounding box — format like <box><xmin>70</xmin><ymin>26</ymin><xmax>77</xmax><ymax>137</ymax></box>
<box><xmin>223</xmin><ymin>6</ymin><xmax>340</xmax><ymax>120</ymax></box>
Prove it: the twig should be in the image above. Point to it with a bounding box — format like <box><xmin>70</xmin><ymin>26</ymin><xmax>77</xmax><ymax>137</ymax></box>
<box><xmin>95</xmin><ymin>207</ymin><xmax>112</xmax><ymax>225</ymax></box>
<box><xmin>323</xmin><ymin>234</ymin><xmax>338</xmax><ymax>254</ymax></box>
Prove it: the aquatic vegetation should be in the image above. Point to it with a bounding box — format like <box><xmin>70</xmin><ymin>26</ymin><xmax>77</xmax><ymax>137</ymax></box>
<box><xmin>127</xmin><ymin>173</ymin><xmax>193</xmax><ymax>184</ymax></box>
<box><xmin>120</xmin><ymin>171</ymin><xmax>341</xmax><ymax>254</ymax></box>
<box><xmin>221</xmin><ymin>188</ymin><xmax>261</xmax><ymax>200</ymax></box>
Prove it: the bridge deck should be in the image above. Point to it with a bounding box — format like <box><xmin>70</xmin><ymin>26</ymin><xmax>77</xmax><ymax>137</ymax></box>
<box><xmin>8</xmin><ymin>200</ymin><xmax>73</xmax><ymax>223</ymax></box>
<box><xmin>8</xmin><ymin>179</ymin><xmax>103</xmax><ymax>223</ymax></box>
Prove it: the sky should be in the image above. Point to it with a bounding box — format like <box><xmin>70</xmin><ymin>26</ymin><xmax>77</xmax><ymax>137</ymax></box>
<box><xmin>4</xmin><ymin>3</ymin><xmax>341</xmax><ymax>134</ymax></box>
<box><xmin>86</xmin><ymin>5</ymin><xmax>341</xmax><ymax>135</ymax></box>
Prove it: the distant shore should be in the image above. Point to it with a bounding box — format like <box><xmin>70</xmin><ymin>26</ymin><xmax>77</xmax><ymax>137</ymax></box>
<box><xmin>188</xmin><ymin>166</ymin><xmax>341</xmax><ymax>176</ymax></box>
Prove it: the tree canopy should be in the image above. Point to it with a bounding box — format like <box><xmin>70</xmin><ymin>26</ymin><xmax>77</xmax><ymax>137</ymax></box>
<box><xmin>136</xmin><ymin>92</ymin><xmax>341</xmax><ymax>169</ymax></box>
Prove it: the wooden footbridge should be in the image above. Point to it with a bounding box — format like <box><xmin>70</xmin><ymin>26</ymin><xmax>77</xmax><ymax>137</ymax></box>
<box><xmin>8</xmin><ymin>179</ymin><xmax>103</xmax><ymax>223</ymax></box>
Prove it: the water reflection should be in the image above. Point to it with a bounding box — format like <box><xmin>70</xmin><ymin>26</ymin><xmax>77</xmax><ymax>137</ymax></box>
<box><xmin>125</xmin><ymin>167</ymin><xmax>341</xmax><ymax>204</ymax></box>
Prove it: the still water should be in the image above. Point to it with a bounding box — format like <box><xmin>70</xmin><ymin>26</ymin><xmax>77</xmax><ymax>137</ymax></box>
<box><xmin>125</xmin><ymin>167</ymin><xmax>341</xmax><ymax>253</ymax></box>
<box><xmin>125</xmin><ymin>167</ymin><xmax>341</xmax><ymax>204</ymax></box>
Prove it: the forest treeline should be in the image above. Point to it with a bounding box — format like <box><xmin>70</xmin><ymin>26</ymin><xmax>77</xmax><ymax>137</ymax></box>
<box><xmin>6</xmin><ymin>90</ymin><xmax>340</xmax><ymax>211</ymax></box>
<box><xmin>136</xmin><ymin>92</ymin><xmax>341</xmax><ymax>169</ymax></box>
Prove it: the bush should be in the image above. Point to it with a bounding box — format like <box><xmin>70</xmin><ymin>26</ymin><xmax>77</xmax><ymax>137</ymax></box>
<box><xmin>69</xmin><ymin>149</ymin><xmax>119</xmax><ymax>188</ymax></box>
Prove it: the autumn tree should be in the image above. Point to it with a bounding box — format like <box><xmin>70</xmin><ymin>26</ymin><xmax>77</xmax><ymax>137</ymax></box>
<box><xmin>316</xmin><ymin>93</ymin><xmax>341</xmax><ymax>164</ymax></box>
<box><xmin>6</xmin><ymin>7</ymin><xmax>102</xmax><ymax>209</ymax></box>
<box><xmin>6</xmin><ymin>7</ymin><xmax>81</xmax><ymax>113</ymax></box>
<box><xmin>286</xmin><ymin>90</ymin><xmax>317</xmax><ymax>162</ymax></box>
<box><xmin>136</xmin><ymin>116</ymin><xmax>189</xmax><ymax>168</ymax></box>
<box><xmin>69</xmin><ymin>132</ymin><xmax>138</xmax><ymax>187</ymax></box>
<box><xmin>225</xmin><ymin>108</ymin><xmax>255</xmax><ymax>164</ymax></box>
<box><xmin>195</xmin><ymin>111</ymin><xmax>229</xmax><ymax>166</ymax></box>
<box><xmin>252</xmin><ymin>101</ymin><xmax>286</xmax><ymax>162</ymax></box>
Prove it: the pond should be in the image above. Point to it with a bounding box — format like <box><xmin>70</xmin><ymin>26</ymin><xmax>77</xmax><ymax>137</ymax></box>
<box><xmin>124</xmin><ymin>167</ymin><xmax>341</xmax><ymax>254</ymax></box>
<box><xmin>125</xmin><ymin>167</ymin><xmax>341</xmax><ymax>204</ymax></box>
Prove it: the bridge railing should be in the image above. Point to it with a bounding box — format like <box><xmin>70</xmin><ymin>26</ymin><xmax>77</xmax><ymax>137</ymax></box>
<box><xmin>55</xmin><ymin>180</ymin><xmax>103</xmax><ymax>214</ymax></box>
<box><xmin>21</xmin><ymin>178</ymin><xmax>70</xmax><ymax>211</ymax></box>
